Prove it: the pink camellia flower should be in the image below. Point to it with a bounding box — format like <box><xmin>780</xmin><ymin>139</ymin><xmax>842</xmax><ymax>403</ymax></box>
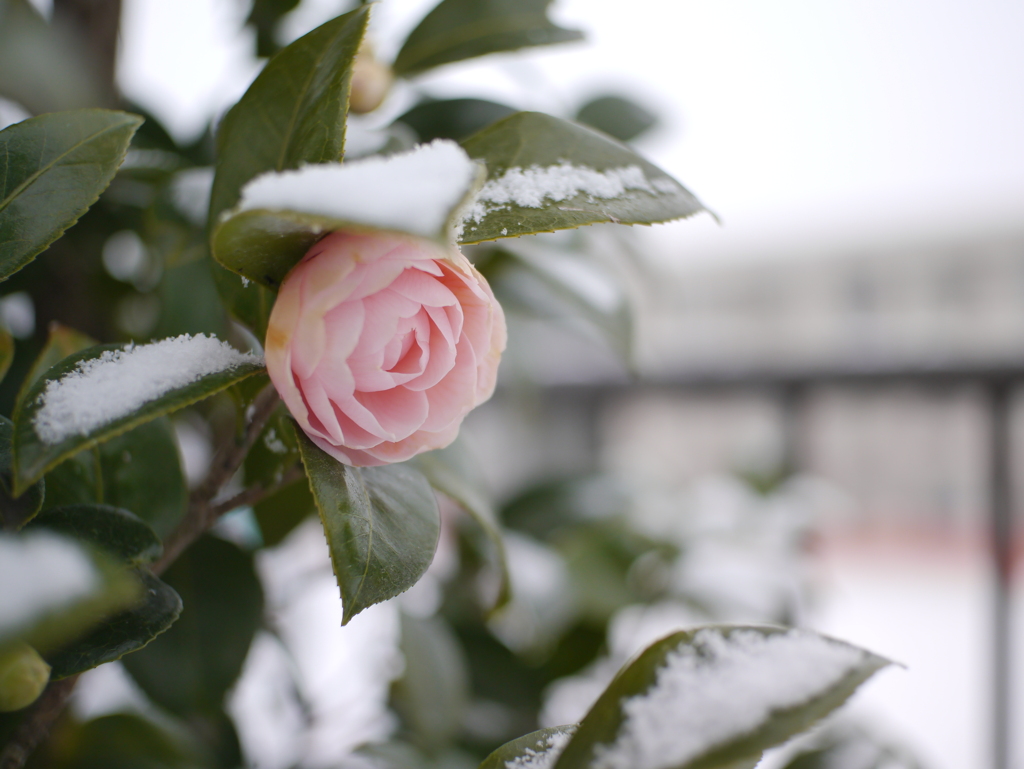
<box><xmin>265</xmin><ymin>231</ymin><xmax>506</xmax><ymax>466</ymax></box>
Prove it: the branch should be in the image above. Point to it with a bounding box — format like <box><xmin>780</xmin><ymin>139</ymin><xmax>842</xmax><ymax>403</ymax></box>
<box><xmin>209</xmin><ymin>463</ymin><xmax>305</xmax><ymax>519</ymax></box>
<box><xmin>155</xmin><ymin>384</ymin><xmax>281</xmax><ymax>574</ymax></box>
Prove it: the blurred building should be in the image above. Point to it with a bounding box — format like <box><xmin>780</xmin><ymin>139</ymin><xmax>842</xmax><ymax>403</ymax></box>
<box><xmin>476</xmin><ymin>226</ymin><xmax>1024</xmax><ymax>537</ymax></box>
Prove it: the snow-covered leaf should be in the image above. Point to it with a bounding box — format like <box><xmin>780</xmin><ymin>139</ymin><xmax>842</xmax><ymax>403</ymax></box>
<box><xmin>45</xmin><ymin>568</ymin><xmax>182</xmax><ymax>679</ymax></box>
<box><xmin>394</xmin><ymin>0</ymin><xmax>583</xmax><ymax>76</ymax></box>
<box><xmin>479</xmin><ymin>725</ymin><xmax>578</xmax><ymax>769</ymax></box>
<box><xmin>297</xmin><ymin>434</ymin><xmax>440</xmax><ymax>624</ymax></box>
<box><xmin>212</xmin><ymin>140</ymin><xmax>483</xmax><ymax>290</ymax></box>
<box><xmin>0</xmin><ymin>530</ymin><xmax>139</xmax><ymax>656</ymax></box>
<box><xmin>13</xmin><ymin>335</ymin><xmax>264</xmax><ymax>494</ymax></box>
<box><xmin>460</xmin><ymin>112</ymin><xmax>707</xmax><ymax>244</ymax></box>
<box><xmin>553</xmin><ymin>626</ymin><xmax>890</xmax><ymax>769</ymax></box>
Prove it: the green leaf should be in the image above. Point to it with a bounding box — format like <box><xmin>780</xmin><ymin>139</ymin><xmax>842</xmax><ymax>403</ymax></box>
<box><xmin>392</xmin><ymin>613</ymin><xmax>470</xmax><ymax>753</ymax></box>
<box><xmin>460</xmin><ymin>112</ymin><xmax>708</xmax><ymax>244</ymax></box>
<box><xmin>479</xmin><ymin>726</ymin><xmax>578</xmax><ymax>769</ymax></box>
<box><xmin>0</xmin><ymin>327</ymin><xmax>13</xmax><ymax>385</ymax></box>
<box><xmin>210</xmin><ymin>263</ymin><xmax>278</xmax><ymax>342</ymax></box>
<box><xmin>0</xmin><ymin>109</ymin><xmax>142</xmax><ymax>282</ymax></box>
<box><xmin>393</xmin><ymin>0</ymin><xmax>583</xmax><ymax>77</ymax></box>
<box><xmin>552</xmin><ymin>626</ymin><xmax>891</xmax><ymax>769</ymax></box>
<box><xmin>208</xmin><ymin>6</ymin><xmax>369</xmax><ymax>221</ymax></box>
<box><xmin>121</xmin><ymin>536</ymin><xmax>262</xmax><ymax>715</ymax></box>
<box><xmin>415</xmin><ymin>442</ymin><xmax>510</xmax><ymax>609</ymax></box>
<box><xmin>41</xmin><ymin>420</ymin><xmax>188</xmax><ymax>540</ymax></box>
<box><xmin>43</xmin><ymin>569</ymin><xmax>182</xmax><ymax>679</ymax></box>
<box><xmin>576</xmin><ymin>95</ymin><xmax>658</xmax><ymax>143</ymax></box>
<box><xmin>36</xmin><ymin>713</ymin><xmax>199</xmax><ymax>769</ymax></box>
<box><xmin>0</xmin><ymin>415</ymin><xmax>43</xmax><ymax>529</ymax></box>
<box><xmin>396</xmin><ymin>98</ymin><xmax>517</xmax><ymax>143</ymax></box>
<box><xmin>297</xmin><ymin>433</ymin><xmax>440</xmax><ymax>624</ymax></box>
<box><xmin>26</xmin><ymin>504</ymin><xmax>162</xmax><ymax>566</ymax></box>
<box><xmin>245</xmin><ymin>407</ymin><xmax>301</xmax><ymax>490</ymax></box>
<box><xmin>12</xmin><ymin>341</ymin><xmax>265</xmax><ymax>495</ymax></box>
<box><xmin>207</xmin><ymin>6</ymin><xmax>369</xmax><ymax>334</ymax></box>
<box><xmin>93</xmin><ymin>420</ymin><xmax>188</xmax><ymax>539</ymax></box>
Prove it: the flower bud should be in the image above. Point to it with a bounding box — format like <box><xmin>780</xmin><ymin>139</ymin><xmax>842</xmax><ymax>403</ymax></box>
<box><xmin>349</xmin><ymin>44</ymin><xmax>393</xmax><ymax>114</ymax></box>
<box><xmin>0</xmin><ymin>642</ymin><xmax>51</xmax><ymax>712</ymax></box>
<box><xmin>266</xmin><ymin>231</ymin><xmax>506</xmax><ymax>466</ymax></box>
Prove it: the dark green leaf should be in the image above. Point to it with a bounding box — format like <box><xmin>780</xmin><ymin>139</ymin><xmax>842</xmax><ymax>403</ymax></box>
<box><xmin>392</xmin><ymin>613</ymin><xmax>469</xmax><ymax>752</ymax></box>
<box><xmin>0</xmin><ymin>415</ymin><xmax>43</xmax><ymax>529</ymax></box>
<box><xmin>393</xmin><ymin>0</ymin><xmax>583</xmax><ymax>77</ymax></box>
<box><xmin>94</xmin><ymin>420</ymin><xmax>188</xmax><ymax>539</ymax></box>
<box><xmin>39</xmin><ymin>419</ymin><xmax>187</xmax><ymax>540</ymax></box>
<box><xmin>208</xmin><ymin>6</ymin><xmax>369</xmax><ymax>334</ymax></box>
<box><xmin>153</xmin><ymin>254</ymin><xmax>230</xmax><ymax>340</ymax></box>
<box><xmin>575</xmin><ymin>95</ymin><xmax>658</xmax><ymax>142</ymax></box>
<box><xmin>0</xmin><ymin>328</ymin><xmax>12</xmax><ymax>385</ymax></box>
<box><xmin>552</xmin><ymin>626</ymin><xmax>891</xmax><ymax>769</ymax></box>
<box><xmin>460</xmin><ymin>112</ymin><xmax>707</xmax><ymax>243</ymax></box>
<box><xmin>245</xmin><ymin>407</ymin><xmax>301</xmax><ymax>490</ymax></box>
<box><xmin>0</xmin><ymin>109</ymin><xmax>142</xmax><ymax>282</ymax></box>
<box><xmin>211</xmin><ymin>261</ymin><xmax>278</xmax><ymax>343</ymax></box>
<box><xmin>297</xmin><ymin>433</ymin><xmax>440</xmax><ymax>624</ymax></box>
<box><xmin>12</xmin><ymin>341</ymin><xmax>264</xmax><ymax>495</ymax></box>
<box><xmin>396</xmin><ymin>98</ymin><xmax>517</xmax><ymax>142</ymax></box>
<box><xmin>44</xmin><ymin>569</ymin><xmax>182</xmax><ymax>679</ymax></box>
<box><xmin>208</xmin><ymin>6</ymin><xmax>369</xmax><ymax>221</ymax></box>
<box><xmin>27</xmin><ymin>504</ymin><xmax>162</xmax><ymax>566</ymax></box>
<box><xmin>415</xmin><ymin>442</ymin><xmax>510</xmax><ymax>609</ymax></box>
<box><xmin>33</xmin><ymin>713</ymin><xmax>199</xmax><ymax>769</ymax></box>
<box><xmin>479</xmin><ymin>726</ymin><xmax>578</xmax><ymax>769</ymax></box>
<box><xmin>121</xmin><ymin>536</ymin><xmax>263</xmax><ymax>715</ymax></box>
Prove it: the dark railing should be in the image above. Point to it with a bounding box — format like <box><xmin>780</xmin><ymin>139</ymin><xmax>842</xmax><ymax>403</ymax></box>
<box><xmin>547</xmin><ymin>360</ymin><xmax>1023</xmax><ymax>769</ymax></box>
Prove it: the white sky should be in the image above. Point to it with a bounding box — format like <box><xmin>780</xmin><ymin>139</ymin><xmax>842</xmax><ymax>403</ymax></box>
<box><xmin>117</xmin><ymin>0</ymin><xmax>1024</xmax><ymax>260</ymax></box>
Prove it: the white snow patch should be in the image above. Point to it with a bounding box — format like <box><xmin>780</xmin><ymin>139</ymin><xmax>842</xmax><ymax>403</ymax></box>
<box><xmin>33</xmin><ymin>334</ymin><xmax>262</xmax><ymax>445</ymax></box>
<box><xmin>0</xmin><ymin>531</ymin><xmax>99</xmax><ymax>632</ymax></box>
<box><xmin>591</xmin><ymin>628</ymin><xmax>869</xmax><ymax>769</ymax></box>
<box><xmin>235</xmin><ymin>140</ymin><xmax>480</xmax><ymax>239</ymax></box>
<box><xmin>464</xmin><ymin>162</ymin><xmax>681</xmax><ymax>222</ymax></box>
<box><xmin>505</xmin><ymin>728</ymin><xmax>576</xmax><ymax>769</ymax></box>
